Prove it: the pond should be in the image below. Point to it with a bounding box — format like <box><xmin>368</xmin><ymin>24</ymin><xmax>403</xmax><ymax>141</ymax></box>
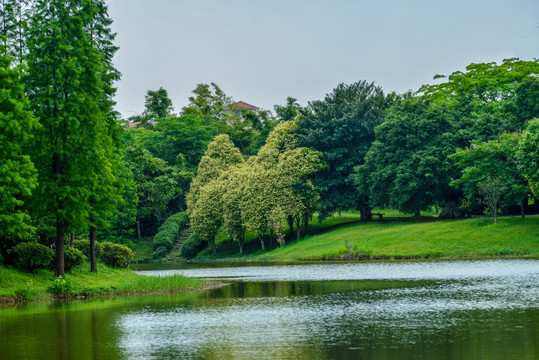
<box><xmin>1</xmin><ymin>259</ymin><xmax>538</xmax><ymax>359</ymax></box>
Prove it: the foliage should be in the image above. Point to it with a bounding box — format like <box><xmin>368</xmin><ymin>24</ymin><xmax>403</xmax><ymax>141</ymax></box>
<box><xmin>10</xmin><ymin>242</ymin><xmax>54</xmax><ymax>271</ymax></box>
<box><xmin>73</xmin><ymin>238</ymin><xmax>103</xmax><ymax>258</ymax></box>
<box><xmin>359</xmin><ymin>99</ymin><xmax>464</xmax><ymax>214</ymax></box>
<box><xmin>48</xmin><ymin>275</ymin><xmax>73</xmax><ymax>296</ymax></box>
<box><xmin>0</xmin><ymin>41</ymin><xmax>38</xmax><ymax>253</ymax></box>
<box><xmin>152</xmin><ymin>212</ymin><xmax>189</xmax><ymax>255</ymax></box>
<box><xmin>180</xmin><ymin>232</ymin><xmax>205</xmax><ymax>259</ymax></box>
<box><xmin>296</xmin><ymin>81</ymin><xmax>392</xmax><ymax>220</ymax></box>
<box><xmin>64</xmin><ymin>246</ymin><xmax>86</xmax><ymax>272</ymax></box>
<box><xmin>181</xmin><ymin>82</ymin><xmax>233</xmax><ymax>123</ymax></box>
<box><xmin>144</xmin><ymin>87</ymin><xmax>174</xmax><ymax>120</ymax></box>
<box><xmin>99</xmin><ymin>241</ymin><xmax>133</xmax><ymax>268</ymax></box>
<box><xmin>518</xmin><ymin>118</ymin><xmax>539</xmax><ymax>196</ymax></box>
<box><xmin>25</xmin><ymin>0</ymin><xmax>121</xmax><ymax>276</ymax></box>
<box><xmin>125</xmin><ymin>143</ymin><xmax>187</xmax><ymax>235</ymax></box>
<box><xmin>450</xmin><ymin>133</ymin><xmax>529</xmax><ymax>215</ymax></box>
<box><xmin>274</xmin><ymin>97</ymin><xmax>304</xmax><ymax>122</ymax></box>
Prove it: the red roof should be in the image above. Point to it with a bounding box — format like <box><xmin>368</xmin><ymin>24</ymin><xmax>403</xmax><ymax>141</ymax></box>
<box><xmin>225</xmin><ymin>101</ymin><xmax>260</xmax><ymax>111</ymax></box>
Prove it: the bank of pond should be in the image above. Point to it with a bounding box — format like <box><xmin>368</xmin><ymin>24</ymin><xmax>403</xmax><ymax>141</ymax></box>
<box><xmin>157</xmin><ymin>213</ymin><xmax>539</xmax><ymax>262</ymax></box>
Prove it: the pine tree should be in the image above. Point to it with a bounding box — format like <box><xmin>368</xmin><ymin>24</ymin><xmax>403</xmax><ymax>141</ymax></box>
<box><xmin>0</xmin><ymin>0</ymin><xmax>31</xmax><ymax>66</ymax></box>
<box><xmin>26</xmin><ymin>0</ymin><xmax>121</xmax><ymax>276</ymax></box>
<box><xmin>0</xmin><ymin>41</ymin><xmax>38</xmax><ymax>255</ymax></box>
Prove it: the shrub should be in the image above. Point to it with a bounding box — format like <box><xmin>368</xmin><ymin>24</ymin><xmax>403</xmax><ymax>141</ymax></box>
<box><xmin>10</xmin><ymin>242</ymin><xmax>54</xmax><ymax>271</ymax></box>
<box><xmin>180</xmin><ymin>232</ymin><xmax>206</xmax><ymax>259</ymax></box>
<box><xmin>73</xmin><ymin>238</ymin><xmax>103</xmax><ymax>258</ymax></box>
<box><xmin>48</xmin><ymin>275</ymin><xmax>73</xmax><ymax>296</ymax></box>
<box><xmin>157</xmin><ymin>212</ymin><xmax>189</xmax><ymax>233</ymax></box>
<box><xmin>64</xmin><ymin>246</ymin><xmax>86</xmax><ymax>272</ymax></box>
<box><xmin>152</xmin><ymin>212</ymin><xmax>190</xmax><ymax>258</ymax></box>
<box><xmin>152</xmin><ymin>246</ymin><xmax>169</xmax><ymax>260</ymax></box>
<box><xmin>15</xmin><ymin>280</ymin><xmax>41</xmax><ymax>300</ymax></box>
<box><xmin>100</xmin><ymin>241</ymin><xmax>133</xmax><ymax>268</ymax></box>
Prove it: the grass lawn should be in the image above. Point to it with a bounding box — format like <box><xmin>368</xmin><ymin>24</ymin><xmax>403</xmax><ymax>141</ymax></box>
<box><xmin>194</xmin><ymin>212</ymin><xmax>539</xmax><ymax>261</ymax></box>
<box><xmin>0</xmin><ymin>263</ymin><xmax>207</xmax><ymax>302</ymax></box>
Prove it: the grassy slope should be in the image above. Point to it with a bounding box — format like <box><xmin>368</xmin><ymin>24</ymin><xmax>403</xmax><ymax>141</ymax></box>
<box><xmin>195</xmin><ymin>213</ymin><xmax>539</xmax><ymax>261</ymax></box>
<box><xmin>0</xmin><ymin>263</ymin><xmax>207</xmax><ymax>302</ymax></box>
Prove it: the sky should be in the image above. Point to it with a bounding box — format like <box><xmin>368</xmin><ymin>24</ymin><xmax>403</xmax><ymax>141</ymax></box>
<box><xmin>105</xmin><ymin>0</ymin><xmax>539</xmax><ymax>119</ymax></box>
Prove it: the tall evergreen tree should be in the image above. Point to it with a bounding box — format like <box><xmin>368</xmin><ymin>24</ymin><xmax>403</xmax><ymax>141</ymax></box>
<box><xmin>0</xmin><ymin>41</ymin><xmax>38</xmax><ymax>256</ymax></box>
<box><xmin>0</xmin><ymin>0</ymin><xmax>30</xmax><ymax>66</ymax></box>
<box><xmin>25</xmin><ymin>0</ymin><xmax>121</xmax><ymax>276</ymax></box>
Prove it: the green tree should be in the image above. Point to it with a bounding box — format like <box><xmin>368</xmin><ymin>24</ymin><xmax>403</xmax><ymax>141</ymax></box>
<box><xmin>296</xmin><ymin>81</ymin><xmax>391</xmax><ymax>221</ymax></box>
<box><xmin>450</xmin><ymin>134</ymin><xmax>530</xmax><ymax>219</ymax></box>
<box><xmin>518</xmin><ymin>118</ymin><xmax>539</xmax><ymax>197</ymax></box>
<box><xmin>181</xmin><ymin>82</ymin><xmax>233</xmax><ymax>123</ymax></box>
<box><xmin>0</xmin><ymin>42</ymin><xmax>38</xmax><ymax>255</ymax></box>
<box><xmin>274</xmin><ymin>97</ymin><xmax>304</xmax><ymax>122</ymax></box>
<box><xmin>25</xmin><ymin>0</ymin><xmax>121</xmax><ymax>275</ymax></box>
<box><xmin>186</xmin><ymin>134</ymin><xmax>244</xmax><ymax>254</ymax></box>
<box><xmin>125</xmin><ymin>144</ymin><xmax>185</xmax><ymax>239</ymax></box>
<box><xmin>144</xmin><ymin>87</ymin><xmax>173</xmax><ymax>119</ymax></box>
<box><xmin>0</xmin><ymin>0</ymin><xmax>30</xmax><ymax>65</ymax></box>
<box><xmin>359</xmin><ymin>99</ymin><xmax>461</xmax><ymax>216</ymax></box>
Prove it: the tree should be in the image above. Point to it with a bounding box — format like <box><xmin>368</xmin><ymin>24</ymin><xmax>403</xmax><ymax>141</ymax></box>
<box><xmin>0</xmin><ymin>41</ymin><xmax>38</xmax><ymax>255</ymax></box>
<box><xmin>450</xmin><ymin>134</ymin><xmax>530</xmax><ymax>219</ymax></box>
<box><xmin>186</xmin><ymin>134</ymin><xmax>244</xmax><ymax>254</ymax></box>
<box><xmin>518</xmin><ymin>118</ymin><xmax>539</xmax><ymax>197</ymax></box>
<box><xmin>181</xmin><ymin>82</ymin><xmax>233</xmax><ymax>123</ymax></box>
<box><xmin>125</xmin><ymin>144</ymin><xmax>185</xmax><ymax>239</ymax></box>
<box><xmin>0</xmin><ymin>0</ymin><xmax>30</xmax><ymax>65</ymax></box>
<box><xmin>144</xmin><ymin>87</ymin><xmax>173</xmax><ymax>119</ymax></box>
<box><xmin>479</xmin><ymin>177</ymin><xmax>504</xmax><ymax>224</ymax></box>
<box><xmin>296</xmin><ymin>81</ymin><xmax>391</xmax><ymax>221</ymax></box>
<box><xmin>25</xmin><ymin>0</ymin><xmax>121</xmax><ymax>276</ymax></box>
<box><xmin>359</xmin><ymin>98</ymin><xmax>461</xmax><ymax>216</ymax></box>
<box><xmin>274</xmin><ymin>97</ymin><xmax>303</xmax><ymax>122</ymax></box>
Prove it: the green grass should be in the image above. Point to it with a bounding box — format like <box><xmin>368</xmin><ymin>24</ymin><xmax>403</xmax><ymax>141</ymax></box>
<box><xmin>131</xmin><ymin>236</ymin><xmax>155</xmax><ymax>262</ymax></box>
<box><xmin>0</xmin><ymin>262</ymin><xmax>207</xmax><ymax>303</ymax></box>
<box><xmin>194</xmin><ymin>213</ymin><xmax>539</xmax><ymax>261</ymax></box>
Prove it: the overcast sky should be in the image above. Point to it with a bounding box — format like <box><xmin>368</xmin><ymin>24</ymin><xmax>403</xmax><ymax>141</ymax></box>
<box><xmin>105</xmin><ymin>0</ymin><xmax>539</xmax><ymax>119</ymax></box>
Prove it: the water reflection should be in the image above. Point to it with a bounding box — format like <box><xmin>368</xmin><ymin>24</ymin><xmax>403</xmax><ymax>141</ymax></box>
<box><xmin>0</xmin><ymin>260</ymin><xmax>537</xmax><ymax>360</ymax></box>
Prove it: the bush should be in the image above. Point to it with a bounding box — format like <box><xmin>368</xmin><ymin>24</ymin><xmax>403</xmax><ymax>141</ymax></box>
<box><xmin>48</xmin><ymin>275</ymin><xmax>73</xmax><ymax>296</ymax></box>
<box><xmin>180</xmin><ymin>232</ymin><xmax>206</xmax><ymax>259</ymax></box>
<box><xmin>100</xmin><ymin>241</ymin><xmax>133</xmax><ymax>268</ymax></box>
<box><xmin>64</xmin><ymin>246</ymin><xmax>86</xmax><ymax>272</ymax></box>
<box><xmin>152</xmin><ymin>212</ymin><xmax>190</xmax><ymax>257</ymax></box>
<box><xmin>10</xmin><ymin>242</ymin><xmax>54</xmax><ymax>271</ymax></box>
<box><xmin>73</xmin><ymin>238</ymin><xmax>103</xmax><ymax>258</ymax></box>
<box><xmin>152</xmin><ymin>246</ymin><xmax>169</xmax><ymax>260</ymax></box>
<box><xmin>157</xmin><ymin>212</ymin><xmax>189</xmax><ymax>233</ymax></box>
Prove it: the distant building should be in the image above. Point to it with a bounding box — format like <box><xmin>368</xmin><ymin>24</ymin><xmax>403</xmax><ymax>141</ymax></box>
<box><xmin>225</xmin><ymin>101</ymin><xmax>260</xmax><ymax>115</ymax></box>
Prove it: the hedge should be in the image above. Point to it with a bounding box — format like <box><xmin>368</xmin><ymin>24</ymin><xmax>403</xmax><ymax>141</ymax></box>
<box><xmin>152</xmin><ymin>212</ymin><xmax>189</xmax><ymax>258</ymax></box>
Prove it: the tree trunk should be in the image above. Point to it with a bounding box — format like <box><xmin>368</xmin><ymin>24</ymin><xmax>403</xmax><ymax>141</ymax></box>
<box><xmin>136</xmin><ymin>217</ymin><xmax>141</xmax><ymax>241</ymax></box>
<box><xmin>259</xmin><ymin>236</ymin><xmax>265</xmax><ymax>250</ymax></box>
<box><xmin>439</xmin><ymin>201</ymin><xmax>461</xmax><ymax>219</ymax></box>
<box><xmin>239</xmin><ymin>236</ymin><xmax>244</xmax><ymax>254</ymax></box>
<box><xmin>303</xmin><ymin>211</ymin><xmax>309</xmax><ymax>235</ymax></box>
<box><xmin>89</xmin><ymin>224</ymin><xmax>97</xmax><ymax>273</ymax></box>
<box><xmin>295</xmin><ymin>214</ymin><xmax>302</xmax><ymax>240</ymax></box>
<box><xmin>270</xmin><ymin>229</ymin><xmax>274</xmax><ymax>247</ymax></box>
<box><xmin>55</xmin><ymin>219</ymin><xmax>65</xmax><ymax>277</ymax></box>
<box><xmin>288</xmin><ymin>215</ymin><xmax>294</xmax><ymax>239</ymax></box>
<box><xmin>70</xmin><ymin>232</ymin><xmax>75</xmax><ymax>246</ymax></box>
<box><xmin>211</xmin><ymin>238</ymin><xmax>216</xmax><ymax>255</ymax></box>
<box><xmin>414</xmin><ymin>210</ymin><xmax>421</xmax><ymax>217</ymax></box>
<box><xmin>358</xmin><ymin>205</ymin><xmax>372</xmax><ymax>222</ymax></box>
<box><xmin>521</xmin><ymin>198</ymin><xmax>526</xmax><ymax>219</ymax></box>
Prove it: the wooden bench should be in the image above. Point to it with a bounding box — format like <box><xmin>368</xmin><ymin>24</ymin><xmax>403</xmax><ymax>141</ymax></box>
<box><xmin>372</xmin><ymin>213</ymin><xmax>385</xmax><ymax>221</ymax></box>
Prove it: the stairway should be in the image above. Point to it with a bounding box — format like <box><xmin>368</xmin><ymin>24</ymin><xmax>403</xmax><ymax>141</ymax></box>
<box><xmin>163</xmin><ymin>228</ymin><xmax>191</xmax><ymax>263</ymax></box>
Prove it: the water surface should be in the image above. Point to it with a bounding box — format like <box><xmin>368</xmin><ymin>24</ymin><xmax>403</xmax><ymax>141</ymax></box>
<box><xmin>1</xmin><ymin>260</ymin><xmax>537</xmax><ymax>359</ymax></box>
